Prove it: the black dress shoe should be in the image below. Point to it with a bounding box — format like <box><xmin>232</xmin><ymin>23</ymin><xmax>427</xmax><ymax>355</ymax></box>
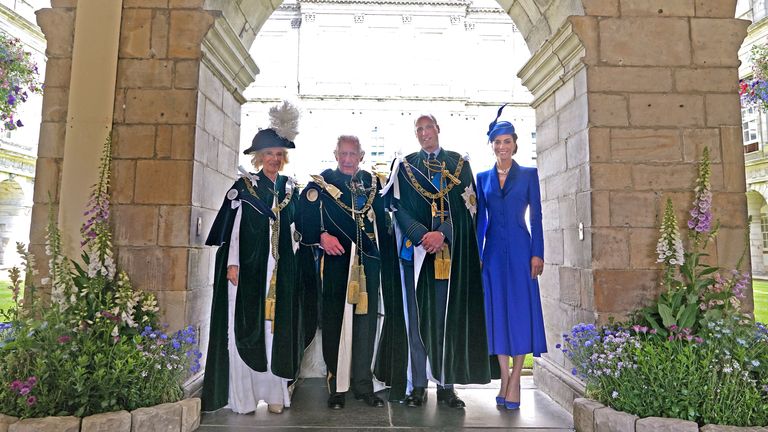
<box><xmin>437</xmin><ymin>388</ymin><xmax>466</xmax><ymax>408</ymax></box>
<box><xmin>328</xmin><ymin>393</ymin><xmax>346</xmax><ymax>409</ymax></box>
<box><xmin>355</xmin><ymin>392</ymin><xmax>385</xmax><ymax>407</ymax></box>
<box><xmin>404</xmin><ymin>387</ymin><xmax>427</xmax><ymax>407</ymax></box>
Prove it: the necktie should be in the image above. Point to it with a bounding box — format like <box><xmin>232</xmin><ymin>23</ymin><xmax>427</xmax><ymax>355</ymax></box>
<box><xmin>428</xmin><ymin>153</ymin><xmax>441</xmax><ymax>188</ymax></box>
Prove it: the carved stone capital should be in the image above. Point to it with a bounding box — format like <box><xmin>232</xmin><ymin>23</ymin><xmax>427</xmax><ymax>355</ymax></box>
<box><xmin>201</xmin><ymin>12</ymin><xmax>259</xmax><ymax>104</ymax></box>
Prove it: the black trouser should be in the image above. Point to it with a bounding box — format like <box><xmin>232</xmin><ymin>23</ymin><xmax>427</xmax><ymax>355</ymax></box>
<box><xmin>402</xmin><ymin>260</ymin><xmax>453</xmax><ymax>391</ymax></box>
<box><xmin>322</xmin><ymin>254</ymin><xmax>380</xmax><ymax>396</ymax></box>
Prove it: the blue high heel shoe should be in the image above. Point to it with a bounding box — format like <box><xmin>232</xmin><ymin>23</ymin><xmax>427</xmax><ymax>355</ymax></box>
<box><xmin>495</xmin><ymin>396</ymin><xmax>505</xmax><ymax>406</ymax></box>
<box><xmin>504</xmin><ymin>382</ymin><xmax>521</xmax><ymax>410</ymax></box>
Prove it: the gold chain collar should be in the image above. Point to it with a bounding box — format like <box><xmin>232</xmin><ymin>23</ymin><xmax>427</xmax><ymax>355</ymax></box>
<box><xmin>242</xmin><ymin>175</ymin><xmax>294</xmax><ymax>214</ymax></box>
<box><xmin>402</xmin><ymin>156</ymin><xmax>464</xmax><ymax>200</ymax></box>
<box><xmin>315</xmin><ymin>175</ymin><xmax>377</xmax><ymax>215</ymax></box>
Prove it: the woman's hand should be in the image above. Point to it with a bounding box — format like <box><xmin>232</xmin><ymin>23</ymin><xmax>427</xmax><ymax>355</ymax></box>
<box><xmin>530</xmin><ymin>256</ymin><xmax>543</xmax><ymax>279</ymax></box>
<box><xmin>227</xmin><ymin>265</ymin><xmax>239</xmax><ymax>285</ymax></box>
<box><xmin>321</xmin><ymin>232</ymin><xmax>345</xmax><ymax>256</ymax></box>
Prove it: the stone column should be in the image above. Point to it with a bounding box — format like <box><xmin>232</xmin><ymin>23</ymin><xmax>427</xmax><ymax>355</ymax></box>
<box><xmin>747</xmin><ymin>191</ymin><xmax>766</xmax><ymax>275</ymax></box>
<box><xmin>522</xmin><ymin>1</ymin><xmax>750</xmax><ymax>410</ymax></box>
<box><xmin>32</xmin><ymin>0</ymin><xmax>270</xmax><ymax>392</ymax></box>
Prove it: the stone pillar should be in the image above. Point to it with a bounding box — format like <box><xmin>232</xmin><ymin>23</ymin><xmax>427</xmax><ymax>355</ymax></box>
<box><xmin>32</xmin><ymin>2</ymin><xmax>262</xmax><ymax>389</ymax></box>
<box><xmin>30</xmin><ymin>1</ymin><xmax>77</xmax><ymax>279</ymax></box>
<box><xmin>522</xmin><ymin>1</ymin><xmax>750</xmax><ymax>410</ymax></box>
<box><xmin>747</xmin><ymin>191</ymin><xmax>766</xmax><ymax>275</ymax></box>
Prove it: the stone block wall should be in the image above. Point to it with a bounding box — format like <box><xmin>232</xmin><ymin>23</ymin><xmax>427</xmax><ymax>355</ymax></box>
<box><xmin>111</xmin><ymin>0</ymin><xmax>214</xmax><ymax>335</ymax></box>
<box><xmin>569</xmin><ymin>2</ymin><xmax>750</xmax><ymax>324</ymax></box>
<box><xmin>32</xmin><ymin>1</ymin><xmax>217</xmax><ymax>338</ymax></box>
<box><xmin>531</xmin><ymin>0</ymin><xmax>749</xmax><ymax>410</ymax></box>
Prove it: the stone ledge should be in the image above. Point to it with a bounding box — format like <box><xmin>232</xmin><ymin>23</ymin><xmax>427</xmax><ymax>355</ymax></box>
<box><xmin>2</xmin><ymin>398</ymin><xmax>200</xmax><ymax>432</ymax></box>
<box><xmin>574</xmin><ymin>397</ymin><xmax>768</xmax><ymax>432</ymax></box>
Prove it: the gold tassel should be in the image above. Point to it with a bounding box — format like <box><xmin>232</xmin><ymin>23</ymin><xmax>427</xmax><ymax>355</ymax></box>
<box><xmin>265</xmin><ymin>297</ymin><xmax>275</xmax><ymax>321</ymax></box>
<box><xmin>356</xmin><ymin>291</ymin><xmax>368</xmax><ymax>315</ymax></box>
<box><xmin>347</xmin><ymin>280</ymin><xmax>360</xmax><ymax>304</ymax></box>
<box><xmin>347</xmin><ymin>259</ymin><xmax>361</xmax><ymax>304</ymax></box>
<box><xmin>355</xmin><ymin>269</ymin><xmax>368</xmax><ymax>315</ymax></box>
<box><xmin>434</xmin><ymin>247</ymin><xmax>451</xmax><ymax>280</ymax></box>
<box><xmin>265</xmin><ymin>270</ymin><xmax>277</xmax><ymax>323</ymax></box>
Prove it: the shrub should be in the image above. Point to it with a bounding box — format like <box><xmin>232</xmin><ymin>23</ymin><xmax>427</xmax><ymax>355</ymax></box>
<box><xmin>0</xmin><ymin>136</ymin><xmax>201</xmax><ymax>418</ymax></box>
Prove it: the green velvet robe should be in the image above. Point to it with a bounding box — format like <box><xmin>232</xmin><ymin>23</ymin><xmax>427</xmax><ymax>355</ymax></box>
<box><xmin>202</xmin><ymin>173</ymin><xmax>307</xmax><ymax>412</ymax></box>
<box><xmin>387</xmin><ymin>150</ymin><xmax>497</xmax><ymax>386</ymax></box>
<box><xmin>296</xmin><ymin>169</ymin><xmax>407</xmax><ymax>399</ymax></box>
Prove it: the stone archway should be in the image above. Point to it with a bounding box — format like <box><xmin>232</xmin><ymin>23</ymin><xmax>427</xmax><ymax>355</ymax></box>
<box><xmin>30</xmin><ymin>0</ymin><xmax>748</xmax><ymax>409</ymax></box>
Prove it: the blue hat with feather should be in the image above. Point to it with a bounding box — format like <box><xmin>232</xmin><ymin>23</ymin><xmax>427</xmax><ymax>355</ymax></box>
<box><xmin>486</xmin><ymin>103</ymin><xmax>515</xmax><ymax>142</ymax></box>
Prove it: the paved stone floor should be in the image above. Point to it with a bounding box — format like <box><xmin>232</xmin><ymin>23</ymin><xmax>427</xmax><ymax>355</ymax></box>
<box><xmin>198</xmin><ymin>376</ymin><xmax>574</xmax><ymax>431</ymax></box>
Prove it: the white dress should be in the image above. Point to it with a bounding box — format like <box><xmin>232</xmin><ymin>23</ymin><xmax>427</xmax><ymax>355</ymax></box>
<box><xmin>225</xmin><ymin>203</ymin><xmax>291</xmax><ymax>414</ymax></box>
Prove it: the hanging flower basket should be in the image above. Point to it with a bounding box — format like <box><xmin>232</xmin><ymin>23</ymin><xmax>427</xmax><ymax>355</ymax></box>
<box><xmin>0</xmin><ymin>32</ymin><xmax>42</xmax><ymax>130</ymax></box>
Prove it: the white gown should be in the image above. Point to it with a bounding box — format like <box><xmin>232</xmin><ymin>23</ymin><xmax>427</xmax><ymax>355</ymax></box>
<box><xmin>226</xmin><ymin>204</ymin><xmax>291</xmax><ymax>413</ymax></box>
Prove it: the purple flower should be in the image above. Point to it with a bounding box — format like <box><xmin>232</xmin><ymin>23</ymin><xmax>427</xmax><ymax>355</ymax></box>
<box><xmin>26</xmin><ymin>396</ymin><xmax>36</xmax><ymax>406</ymax></box>
<box><xmin>57</xmin><ymin>335</ymin><xmax>71</xmax><ymax>344</ymax></box>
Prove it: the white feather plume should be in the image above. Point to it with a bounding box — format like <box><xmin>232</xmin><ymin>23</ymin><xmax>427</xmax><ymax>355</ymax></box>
<box><xmin>269</xmin><ymin>101</ymin><xmax>300</xmax><ymax>142</ymax></box>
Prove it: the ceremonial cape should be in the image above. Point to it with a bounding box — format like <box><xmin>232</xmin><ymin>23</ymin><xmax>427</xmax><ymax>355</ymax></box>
<box><xmin>202</xmin><ymin>173</ymin><xmax>307</xmax><ymax>412</ymax></box>
<box><xmin>296</xmin><ymin>169</ymin><xmax>406</xmax><ymax>397</ymax></box>
<box><xmin>383</xmin><ymin>150</ymin><xmax>497</xmax><ymax>389</ymax></box>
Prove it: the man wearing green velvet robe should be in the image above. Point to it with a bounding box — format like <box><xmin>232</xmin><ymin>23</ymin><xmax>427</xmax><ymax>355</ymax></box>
<box><xmin>296</xmin><ymin>136</ymin><xmax>406</xmax><ymax>409</ymax></box>
<box><xmin>381</xmin><ymin>113</ymin><xmax>492</xmax><ymax>409</ymax></box>
<box><xmin>202</xmin><ymin>119</ymin><xmax>307</xmax><ymax>414</ymax></box>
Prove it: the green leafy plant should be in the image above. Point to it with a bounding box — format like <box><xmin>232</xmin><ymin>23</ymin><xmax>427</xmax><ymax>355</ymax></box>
<box><xmin>0</xmin><ymin>32</ymin><xmax>42</xmax><ymax>130</ymax></box>
<box><xmin>0</xmin><ymin>136</ymin><xmax>201</xmax><ymax>418</ymax></box>
<box><xmin>638</xmin><ymin>148</ymin><xmax>749</xmax><ymax>336</ymax></box>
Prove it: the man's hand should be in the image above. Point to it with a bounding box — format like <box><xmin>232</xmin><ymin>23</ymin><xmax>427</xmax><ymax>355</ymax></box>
<box><xmin>531</xmin><ymin>256</ymin><xmax>544</xmax><ymax>279</ymax></box>
<box><xmin>227</xmin><ymin>265</ymin><xmax>239</xmax><ymax>285</ymax></box>
<box><xmin>321</xmin><ymin>232</ymin><xmax>345</xmax><ymax>256</ymax></box>
<box><xmin>420</xmin><ymin>231</ymin><xmax>445</xmax><ymax>254</ymax></box>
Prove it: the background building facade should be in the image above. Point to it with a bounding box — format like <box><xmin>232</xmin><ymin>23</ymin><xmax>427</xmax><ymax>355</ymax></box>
<box><xmin>241</xmin><ymin>0</ymin><xmax>536</xmax><ymax>181</ymax></box>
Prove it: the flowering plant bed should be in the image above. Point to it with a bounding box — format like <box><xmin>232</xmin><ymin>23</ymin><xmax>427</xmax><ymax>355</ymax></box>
<box><xmin>559</xmin><ymin>149</ymin><xmax>768</xmax><ymax>427</ymax></box>
<box><xmin>741</xmin><ymin>44</ymin><xmax>768</xmax><ymax>111</ymax></box>
<box><xmin>0</xmin><ymin>137</ymin><xmax>202</xmax><ymax>419</ymax></box>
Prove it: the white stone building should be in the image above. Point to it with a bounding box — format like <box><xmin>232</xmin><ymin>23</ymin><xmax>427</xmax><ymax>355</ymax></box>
<box><xmin>0</xmin><ymin>0</ymin><xmax>48</xmax><ymax>272</ymax></box>
<box><xmin>241</xmin><ymin>0</ymin><xmax>535</xmax><ymax>183</ymax></box>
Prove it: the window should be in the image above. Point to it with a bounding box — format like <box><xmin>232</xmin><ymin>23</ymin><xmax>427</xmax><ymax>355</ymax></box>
<box><xmin>755</xmin><ymin>0</ymin><xmax>768</xmax><ymax>22</ymax></box>
<box><xmin>762</xmin><ymin>214</ymin><xmax>768</xmax><ymax>250</ymax></box>
<box><xmin>742</xmin><ymin>105</ymin><xmax>760</xmax><ymax>153</ymax></box>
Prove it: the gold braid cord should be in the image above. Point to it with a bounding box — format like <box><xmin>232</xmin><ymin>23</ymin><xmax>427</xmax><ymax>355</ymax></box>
<box><xmin>402</xmin><ymin>157</ymin><xmax>465</xmax><ymax>280</ymax></box>
<box><xmin>243</xmin><ymin>176</ymin><xmax>293</xmax><ymax>330</ymax></box>
<box><xmin>314</xmin><ymin>176</ymin><xmax>376</xmax><ymax>315</ymax></box>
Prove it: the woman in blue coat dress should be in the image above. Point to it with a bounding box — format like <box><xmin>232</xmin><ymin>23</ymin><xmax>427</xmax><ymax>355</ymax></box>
<box><xmin>476</xmin><ymin>110</ymin><xmax>547</xmax><ymax>410</ymax></box>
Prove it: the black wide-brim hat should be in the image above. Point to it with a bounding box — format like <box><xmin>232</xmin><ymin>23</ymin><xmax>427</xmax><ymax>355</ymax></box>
<box><xmin>243</xmin><ymin>128</ymin><xmax>295</xmax><ymax>155</ymax></box>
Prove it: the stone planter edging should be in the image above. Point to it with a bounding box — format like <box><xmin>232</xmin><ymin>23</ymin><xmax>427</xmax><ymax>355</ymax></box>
<box><xmin>574</xmin><ymin>398</ymin><xmax>768</xmax><ymax>432</ymax></box>
<box><xmin>0</xmin><ymin>397</ymin><xmax>200</xmax><ymax>432</ymax></box>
